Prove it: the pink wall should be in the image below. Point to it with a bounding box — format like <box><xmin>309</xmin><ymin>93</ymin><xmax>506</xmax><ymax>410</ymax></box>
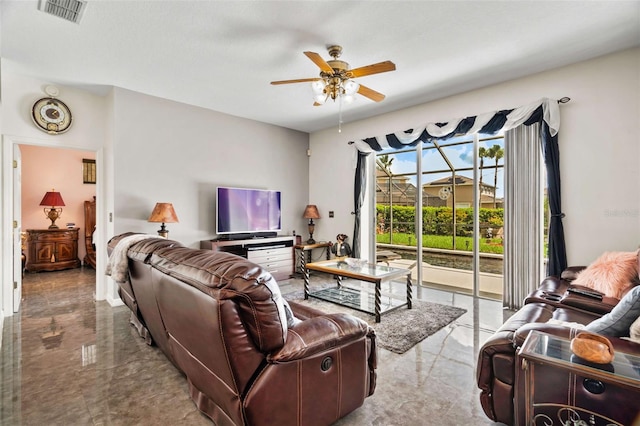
<box><xmin>20</xmin><ymin>145</ymin><xmax>96</xmax><ymax>264</ymax></box>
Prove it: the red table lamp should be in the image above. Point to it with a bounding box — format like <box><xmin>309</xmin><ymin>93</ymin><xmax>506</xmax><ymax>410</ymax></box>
<box><xmin>40</xmin><ymin>190</ymin><xmax>66</xmax><ymax>229</ymax></box>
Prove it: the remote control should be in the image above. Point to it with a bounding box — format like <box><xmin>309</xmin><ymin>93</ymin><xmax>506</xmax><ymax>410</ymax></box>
<box><xmin>567</xmin><ymin>288</ymin><xmax>603</xmax><ymax>300</ymax></box>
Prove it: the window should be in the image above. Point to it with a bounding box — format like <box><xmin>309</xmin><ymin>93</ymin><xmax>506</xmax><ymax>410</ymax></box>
<box><xmin>82</xmin><ymin>159</ymin><xmax>96</xmax><ymax>184</ymax></box>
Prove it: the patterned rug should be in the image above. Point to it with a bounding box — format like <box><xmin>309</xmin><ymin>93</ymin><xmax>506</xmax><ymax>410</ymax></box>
<box><xmin>284</xmin><ymin>290</ymin><xmax>467</xmax><ymax>354</ymax></box>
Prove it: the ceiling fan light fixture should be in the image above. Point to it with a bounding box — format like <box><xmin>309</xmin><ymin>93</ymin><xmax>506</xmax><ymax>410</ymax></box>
<box><xmin>271</xmin><ymin>45</ymin><xmax>395</xmax><ymax>111</ymax></box>
<box><xmin>343</xmin><ymin>79</ymin><xmax>360</xmax><ymax>95</ymax></box>
<box><xmin>342</xmin><ymin>94</ymin><xmax>356</xmax><ymax>104</ymax></box>
<box><xmin>313</xmin><ymin>93</ymin><xmax>327</xmax><ymax>104</ymax></box>
<box><xmin>311</xmin><ymin>80</ymin><xmax>325</xmax><ymax>95</ymax></box>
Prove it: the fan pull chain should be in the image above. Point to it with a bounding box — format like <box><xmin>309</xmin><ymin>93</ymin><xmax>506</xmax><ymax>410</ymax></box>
<box><xmin>338</xmin><ymin>95</ymin><xmax>343</xmax><ymax>133</ymax></box>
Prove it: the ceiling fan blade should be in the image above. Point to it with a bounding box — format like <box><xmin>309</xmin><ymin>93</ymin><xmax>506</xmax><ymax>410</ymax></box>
<box><xmin>271</xmin><ymin>78</ymin><xmax>321</xmax><ymax>85</ymax></box>
<box><xmin>304</xmin><ymin>51</ymin><xmax>334</xmax><ymax>74</ymax></box>
<box><xmin>348</xmin><ymin>61</ymin><xmax>396</xmax><ymax>78</ymax></box>
<box><xmin>357</xmin><ymin>84</ymin><xmax>386</xmax><ymax>102</ymax></box>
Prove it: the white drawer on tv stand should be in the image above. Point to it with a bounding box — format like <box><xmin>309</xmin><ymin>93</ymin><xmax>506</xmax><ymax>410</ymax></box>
<box><xmin>200</xmin><ymin>236</ymin><xmax>295</xmax><ymax>281</ymax></box>
<box><xmin>247</xmin><ymin>247</ymin><xmax>291</xmax><ymax>262</ymax></box>
<box><xmin>258</xmin><ymin>259</ymin><xmax>294</xmax><ymax>281</ymax></box>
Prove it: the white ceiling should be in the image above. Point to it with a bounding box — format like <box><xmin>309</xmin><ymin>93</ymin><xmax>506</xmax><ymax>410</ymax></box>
<box><xmin>2</xmin><ymin>1</ymin><xmax>639</xmax><ymax>133</ymax></box>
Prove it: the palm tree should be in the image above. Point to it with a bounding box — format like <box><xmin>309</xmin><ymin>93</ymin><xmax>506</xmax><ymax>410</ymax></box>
<box><xmin>487</xmin><ymin>144</ymin><xmax>504</xmax><ymax>208</ymax></box>
<box><xmin>377</xmin><ymin>154</ymin><xmax>394</xmax><ymax>174</ymax></box>
<box><xmin>478</xmin><ymin>146</ymin><xmax>489</xmax><ymax>195</ymax></box>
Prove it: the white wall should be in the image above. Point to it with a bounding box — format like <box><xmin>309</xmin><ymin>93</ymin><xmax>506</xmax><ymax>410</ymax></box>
<box><xmin>310</xmin><ymin>48</ymin><xmax>640</xmax><ymax>266</ymax></box>
<box><xmin>0</xmin><ymin>32</ymin><xmax>4</xmax><ymax>327</ymax></box>
<box><xmin>1</xmin><ymin>70</ymin><xmax>107</xmax><ymax>150</ymax></box>
<box><xmin>111</xmin><ymin>88</ymin><xmax>310</xmax><ymax>248</ymax></box>
<box><xmin>1</xmin><ymin>73</ymin><xmax>310</xmax><ymax>314</ymax></box>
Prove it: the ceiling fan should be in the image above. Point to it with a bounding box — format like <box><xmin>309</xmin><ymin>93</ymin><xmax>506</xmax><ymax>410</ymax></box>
<box><xmin>271</xmin><ymin>45</ymin><xmax>396</xmax><ymax>106</ymax></box>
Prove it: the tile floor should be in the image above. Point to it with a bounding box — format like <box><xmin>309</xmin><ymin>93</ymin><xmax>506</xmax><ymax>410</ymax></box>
<box><xmin>1</xmin><ymin>267</ymin><xmax>509</xmax><ymax>425</ymax></box>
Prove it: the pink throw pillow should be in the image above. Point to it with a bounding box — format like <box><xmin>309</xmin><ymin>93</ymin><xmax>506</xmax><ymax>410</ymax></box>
<box><xmin>572</xmin><ymin>251</ymin><xmax>639</xmax><ymax>299</ymax></box>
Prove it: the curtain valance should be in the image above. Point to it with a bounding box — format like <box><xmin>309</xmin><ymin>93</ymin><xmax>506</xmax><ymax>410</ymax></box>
<box><xmin>351</xmin><ymin>97</ymin><xmax>559</xmax><ymax>153</ymax></box>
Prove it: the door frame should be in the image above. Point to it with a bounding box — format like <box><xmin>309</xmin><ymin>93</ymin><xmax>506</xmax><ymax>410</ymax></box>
<box><xmin>1</xmin><ymin>134</ymin><xmax>109</xmax><ymax>315</ymax></box>
<box><xmin>12</xmin><ymin>144</ymin><xmax>22</xmax><ymax>313</ymax></box>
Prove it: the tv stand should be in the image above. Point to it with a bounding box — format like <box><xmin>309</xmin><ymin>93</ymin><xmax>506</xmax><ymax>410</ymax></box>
<box><xmin>200</xmin><ymin>236</ymin><xmax>294</xmax><ymax>281</ymax></box>
<box><xmin>216</xmin><ymin>232</ymin><xmax>277</xmax><ymax>241</ymax></box>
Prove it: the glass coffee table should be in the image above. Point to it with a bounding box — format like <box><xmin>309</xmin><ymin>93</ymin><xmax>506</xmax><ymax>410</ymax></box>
<box><xmin>303</xmin><ymin>259</ymin><xmax>412</xmax><ymax>322</ymax></box>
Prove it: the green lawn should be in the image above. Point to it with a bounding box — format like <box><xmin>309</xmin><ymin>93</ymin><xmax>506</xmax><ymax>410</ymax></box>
<box><xmin>376</xmin><ymin>233</ymin><xmax>504</xmax><ymax>254</ymax></box>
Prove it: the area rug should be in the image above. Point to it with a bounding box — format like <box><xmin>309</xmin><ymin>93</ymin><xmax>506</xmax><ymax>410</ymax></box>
<box><xmin>284</xmin><ymin>292</ymin><xmax>467</xmax><ymax>354</ymax></box>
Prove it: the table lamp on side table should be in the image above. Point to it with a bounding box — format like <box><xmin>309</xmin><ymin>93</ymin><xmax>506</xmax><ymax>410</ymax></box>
<box><xmin>148</xmin><ymin>202</ymin><xmax>179</xmax><ymax>238</ymax></box>
<box><xmin>303</xmin><ymin>204</ymin><xmax>320</xmax><ymax>244</ymax></box>
<box><xmin>40</xmin><ymin>190</ymin><xmax>66</xmax><ymax>229</ymax></box>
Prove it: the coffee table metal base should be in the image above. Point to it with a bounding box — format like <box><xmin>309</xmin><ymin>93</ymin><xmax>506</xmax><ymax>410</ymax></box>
<box><xmin>310</xmin><ymin>286</ymin><xmax>410</xmax><ymax>322</ymax></box>
<box><xmin>303</xmin><ymin>260</ymin><xmax>412</xmax><ymax>322</ymax></box>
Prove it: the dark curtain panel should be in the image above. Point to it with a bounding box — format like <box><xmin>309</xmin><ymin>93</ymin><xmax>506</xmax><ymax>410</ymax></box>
<box><xmin>352</xmin><ymin>152</ymin><xmax>369</xmax><ymax>258</ymax></box>
<box><xmin>542</xmin><ymin>124</ymin><xmax>567</xmax><ymax>276</ymax></box>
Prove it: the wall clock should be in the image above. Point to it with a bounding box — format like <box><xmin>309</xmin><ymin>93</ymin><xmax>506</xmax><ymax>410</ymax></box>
<box><xmin>31</xmin><ymin>97</ymin><xmax>73</xmax><ymax>134</ymax></box>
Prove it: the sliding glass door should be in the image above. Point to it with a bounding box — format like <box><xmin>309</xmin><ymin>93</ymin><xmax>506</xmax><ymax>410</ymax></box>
<box><xmin>375</xmin><ymin>149</ymin><xmax>420</xmax><ymax>278</ymax></box>
<box><xmin>374</xmin><ymin>134</ymin><xmax>505</xmax><ymax>299</ymax></box>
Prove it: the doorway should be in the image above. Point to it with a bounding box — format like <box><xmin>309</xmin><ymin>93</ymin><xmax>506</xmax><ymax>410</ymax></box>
<box><xmin>20</xmin><ymin>144</ymin><xmax>96</xmax><ymax>272</ymax></box>
<box><xmin>2</xmin><ymin>136</ymin><xmax>105</xmax><ymax>316</ymax></box>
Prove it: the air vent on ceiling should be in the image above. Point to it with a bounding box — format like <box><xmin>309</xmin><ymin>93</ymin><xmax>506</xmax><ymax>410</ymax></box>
<box><xmin>38</xmin><ymin>0</ymin><xmax>87</xmax><ymax>24</ymax></box>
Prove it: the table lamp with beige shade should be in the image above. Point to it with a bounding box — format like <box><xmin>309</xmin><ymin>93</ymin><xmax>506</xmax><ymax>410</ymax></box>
<box><xmin>303</xmin><ymin>204</ymin><xmax>320</xmax><ymax>244</ymax></box>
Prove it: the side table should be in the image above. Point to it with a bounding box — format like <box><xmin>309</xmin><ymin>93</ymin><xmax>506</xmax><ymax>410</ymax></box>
<box><xmin>517</xmin><ymin>330</ymin><xmax>640</xmax><ymax>426</ymax></box>
<box><xmin>294</xmin><ymin>242</ymin><xmax>331</xmax><ymax>275</ymax></box>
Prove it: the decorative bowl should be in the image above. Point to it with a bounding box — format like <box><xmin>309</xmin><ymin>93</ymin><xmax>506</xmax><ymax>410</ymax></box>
<box><xmin>344</xmin><ymin>258</ymin><xmax>367</xmax><ymax>268</ymax></box>
<box><xmin>570</xmin><ymin>331</ymin><xmax>615</xmax><ymax>364</ymax></box>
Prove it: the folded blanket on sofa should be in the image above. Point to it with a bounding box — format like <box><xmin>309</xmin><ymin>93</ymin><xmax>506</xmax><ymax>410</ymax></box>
<box><xmin>106</xmin><ymin>234</ymin><xmax>157</xmax><ymax>283</ymax></box>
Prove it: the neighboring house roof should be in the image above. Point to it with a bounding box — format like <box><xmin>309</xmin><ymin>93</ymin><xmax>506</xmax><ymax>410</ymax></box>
<box><xmin>376</xmin><ymin>182</ymin><xmax>416</xmax><ymax>196</ymax></box>
<box><xmin>423</xmin><ymin>174</ymin><xmax>496</xmax><ymax>189</ymax></box>
<box><xmin>376</xmin><ymin>177</ymin><xmax>413</xmax><ymax>186</ymax></box>
<box><xmin>378</xmin><ymin>173</ymin><xmax>504</xmax><ymax>206</ymax></box>
<box><xmin>424</xmin><ymin>175</ymin><xmax>472</xmax><ymax>187</ymax></box>
<box><xmin>376</xmin><ymin>182</ymin><xmax>416</xmax><ymax>192</ymax></box>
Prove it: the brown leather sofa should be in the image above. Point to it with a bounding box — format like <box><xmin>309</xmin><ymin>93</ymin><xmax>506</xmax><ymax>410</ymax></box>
<box><xmin>476</xmin><ymin>267</ymin><xmax>640</xmax><ymax>425</ymax></box>
<box><xmin>108</xmin><ymin>233</ymin><xmax>377</xmax><ymax>426</ymax></box>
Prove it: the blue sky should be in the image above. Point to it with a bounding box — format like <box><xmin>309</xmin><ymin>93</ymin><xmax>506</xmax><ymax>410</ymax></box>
<box><xmin>379</xmin><ymin>135</ymin><xmax>506</xmax><ymax>198</ymax></box>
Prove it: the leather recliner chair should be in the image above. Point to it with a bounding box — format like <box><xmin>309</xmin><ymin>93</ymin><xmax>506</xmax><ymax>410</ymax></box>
<box><xmin>476</xmin><ymin>267</ymin><xmax>640</xmax><ymax>425</ymax></box>
<box><xmin>108</xmin><ymin>234</ymin><xmax>377</xmax><ymax>426</ymax></box>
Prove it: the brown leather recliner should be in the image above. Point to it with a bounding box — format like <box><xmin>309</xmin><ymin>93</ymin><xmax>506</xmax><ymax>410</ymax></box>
<box><xmin>476</xmin><ymin>267</ymin><xmax>640</xmax><ymax>425</ymax></box>
<box><xmin>108</xmin><ymin>233</ymin><xmax>377</xmax><ymax>426</ymax></box>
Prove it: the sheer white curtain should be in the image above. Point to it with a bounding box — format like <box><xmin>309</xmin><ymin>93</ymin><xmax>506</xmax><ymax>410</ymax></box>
<box><xmin>503</xmin><ymin>123</ymin><xmax>545</xmax><ymax>309</ymax></box>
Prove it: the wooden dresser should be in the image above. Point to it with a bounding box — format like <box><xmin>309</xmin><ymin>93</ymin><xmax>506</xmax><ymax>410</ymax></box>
<box><xmin>25</xmin><ymin>228</ymin><xmax>81</xmax><ymax>272</ymax></box>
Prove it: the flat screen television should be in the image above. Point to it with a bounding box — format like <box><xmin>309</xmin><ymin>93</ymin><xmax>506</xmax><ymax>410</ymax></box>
<box><xmin>216</xmin><ymin>186</ymin><xmax>282</xmax><ymax>237</ymax></box>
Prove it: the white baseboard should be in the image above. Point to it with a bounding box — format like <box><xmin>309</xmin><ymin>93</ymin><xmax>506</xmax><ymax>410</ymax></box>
<box><xmin>106</xmin><ymin>296</ymin><xmax>124</xmax><ymax>307</ymax></box>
